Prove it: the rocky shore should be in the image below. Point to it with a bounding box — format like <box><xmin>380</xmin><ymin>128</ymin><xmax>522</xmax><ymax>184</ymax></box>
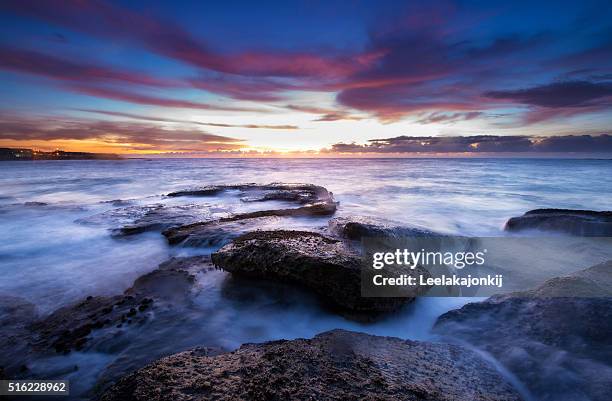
<box><xmin>1</xmin><ymin>182</ymin><xmax>610</xmax><ymax>400</ymax></box>
<box><xmin>100</xmin><ymin>329</ymin><xmax>522</xmax><ymax>401</ymax></box>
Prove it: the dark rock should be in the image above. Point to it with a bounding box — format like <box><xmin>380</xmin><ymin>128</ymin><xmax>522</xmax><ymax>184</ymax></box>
<box><xmin>163</xmin><ymin>199</ymin><xmax>336</xmax><ymax>246</ymax></box>
<box><xmin>0</xmin><ymin>296</ymin><xmax>38</xmax><ymax>375</ymax></box>
<box><xmin>100</xmin><ymin>329</ymin><xmax>522</xmax><ymax>401</ymax></box>
<box><xmin>23</xmin><ymin>201</ymin><xmax>48</xmax><ymax>207</ymax></box>
<box><xmin>329</xmin><ymin>215</ymin><xmax>443</xmax><ymax>241</ymax></box>
<box><xmin>211</xmin><ymin>230</ymin><xmax>424</xmax><ymax>315</ymax></box>
<box><xmin>116</xmin><ymin>204</ymin><xmax>216</xmax><ymax>236</ymax></box>
<box><xmin>29</xmin><ymin>256</ymin><xmax>213</xmax><ymax>354</ymax></box>
<box><xmin>504</xmin><ymin>208</ymin><xmax>612</xmax><ymax>236</ymax></box>
<box><xmin>101</xmin><ymin>199</ymin><xmax>134</xmax><ymax>207</ymax></box>
<box><xmin>166</xmin><ymin>183</ymin><xmax>332</xmax><ymax>205</ymax></box>
<box><xmin>434</xmin><ymin>260</ymin><xmax>612</xmax><ymax>401</ymax></box>
<box><xmin>163</xmin><ymin>215</ymin><xmax>282</xmax><ymax>246</ymax></box>
<box><xmin>108</xmin><ymin>183</ymin><xmax>336</xmax><ymax>237</ymax></box>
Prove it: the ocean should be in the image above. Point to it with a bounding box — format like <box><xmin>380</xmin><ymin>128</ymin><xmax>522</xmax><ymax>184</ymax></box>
<box><xmin>0</xmin><ymin>158</ymin><xmax>610</xmax><ymax>398</ymax></box>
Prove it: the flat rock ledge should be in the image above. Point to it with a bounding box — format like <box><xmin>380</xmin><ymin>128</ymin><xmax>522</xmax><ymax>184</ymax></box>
<box><xmin>211</xmin><ymin>230</ymin><xmax>422</xmax><ymax>315</ymax></box>
<box><xmin>504</xmin><ymin>208</ymin><xmax>612</xmax><ymax>236</ymax></box>
<box><xmin>100</xmin><ymin>329</ymin><xmax>522</xmax><ymax>401</ymax></box>
<box><xmin>163</xmin><ymin>200</ymin><xmax>336</xmax><ymax>246</ymax></box>
<box><xmin>166</xmin><ymin>183</ymin><xmax>332</xmax><ymax>204</ymax></box>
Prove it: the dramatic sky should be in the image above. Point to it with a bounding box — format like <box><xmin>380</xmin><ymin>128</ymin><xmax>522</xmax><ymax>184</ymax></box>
<box><xmin>0</xmin><ymin>0</ymin><xmax>611</xmax><ymax>156</ymax></box>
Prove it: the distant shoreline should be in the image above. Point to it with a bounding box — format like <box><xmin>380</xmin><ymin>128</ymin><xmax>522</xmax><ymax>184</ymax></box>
<box><xmin>0</xmin><ymin>148</ymin><xmax>122</xmax><ymax>161</ymax></box>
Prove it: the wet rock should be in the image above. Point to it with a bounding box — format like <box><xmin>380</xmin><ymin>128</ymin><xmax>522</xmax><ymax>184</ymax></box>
<box><xmin>167</xmin><ymin>183</ymin><xmax>332</xmax><ymax>205</ymax></box>
<box><xmin>100</xmin><ymin>329</ymin><xmax>522</xmax><ymax>401</ymax></box>
<box><xmin>107</xmin><ymin>183</ymin><xmax>335</xmax><ymax>237</ymax></box>
<box><xmin>30</xmin><ymin>256</ymin><xmax>213</xmax><ymax>354</ymax></box>
<box><xmin>329</xmin><ymin>215</ymin><xmax>443</xmax><ymax>241</ymax></box>
<box><xmin>116</xmin><ymin>204</ymin><xmax>216</xmax><ymax>236</ymax></box>
<box><xmin>211</xmin><ymin>230</ymin><xmax>422</xmax><ymax>315</ymax></box>
<box><xmin>163</xmin><ymin>215</ymin><xmax>282</xmax><ymax>246</ymax></box>
<box><xmin>100</xmin><ymin>199</ymin><xmax>134</xmax><ymax>207</ymax></box>
<box><xmin>78</xmin><ymin>204</ymin><xmax>218</xmax><ymax>236</ymax></box>
<box><xmin>23</xmin><ymin>201</ymin><xmax>48</xmax><ymax>207</ymax></box>
<box><xmin>163</xmin><ymin>200</ymin><xmax>336</xmax><ymax>246</ymax></box>
<box><xmin>434</xmin><ymin>260</ymin><xmax>612</xmax><ymax>401</ymax></box>
<box><xmin>504</xmin><ymin>208</ymin><xmax>612</xmax><ymax>236</ymax></box>
<box><xmin>0</xmin><ymin>296</ymin><xmax>38</xmax><ymax>375</ymax></box>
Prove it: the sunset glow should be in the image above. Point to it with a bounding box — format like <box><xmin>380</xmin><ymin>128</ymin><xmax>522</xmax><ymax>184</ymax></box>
<box><xmin>1</xmin><ymin>0</ymin><xmax>611</xmax><ymax>156</ymax></box>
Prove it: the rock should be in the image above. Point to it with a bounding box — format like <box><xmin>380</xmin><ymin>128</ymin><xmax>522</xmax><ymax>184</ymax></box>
<box><xmin>434</xmin><ymin>260</ymin><xmax>612</xmax><ymax>401</ymax></box>
<box><xmin>115</xmin><ymin>204</ymin><xmax>216</xmax><ymax>236</ymax></box>
<box><xmin>100</xmin><ymin>329</ymin><xmax>522</xmax><ymax>401</ymax></box>
<box><xmin>23</xmin><ymin>201</ymin><xmax>48</xmax><ymax>207</ymax></box>
<box><xmin>29</xmin><ymin>256</ymin><xmax>213</xmax><ymax>354</ymax></box>
<box><xmin>159</xmin><ymin>183</ymin><xmax>336</xmax><ymax>244</ymax></box>
<box><xmin>163</xmin><ymin>215</ymin><xmax>282</xmax><ymax>246</ymax></box>
<box><xmin>76</xmin><ymin>204</ymin><xmax>217</xmax><ymax>236</ymax></box>
<box><xmin>211</xmin><ymin>230</ymin><xmax>424</xmax><ymax>315</ymax></box>
<box><xmin>166</xmin><ymin>183</ymin><xmax>332</xmax><ymax>206</ymax></box>
<box><xmin>0</xmin><ymin>296</ymin><xmax>38</xmax><ymax>375</ymax></box>
<box><xmin>504</xmin><ymin>208</ymin><xmax>612</xmax><ymax>236</ymax></box>
<box><xmin>163</xmin><ymin>200</ymin><xmax>336</xmax><ymax>246</ymax></box>
<box><xmin>329</xmin><ymin>215</ymin><xmax>442</xmax><ymax>241</ymax></box>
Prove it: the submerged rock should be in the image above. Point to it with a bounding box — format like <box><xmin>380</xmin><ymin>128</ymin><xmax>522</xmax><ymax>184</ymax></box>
<box><xmin>100</xmin><ymin>329</ymin><xmax>522</xmax><ymax>401</ymax></box>
<box><xmin>115</xmin><ymin>204</ymin><xmax>217</xmax><ymax>236</ymax></box>
<box><xmin>163</xmin><ymin>200</ymin><xmax>336</xmax><ymax>246</ymax></box>
<box><xmin>434</xmin><ymin>260</ymin><xmax>612</xmax><ymax>401</ymax></box>
<box><xmin>133</xmin><ymin>183</ymin><xmax>337</xmax><ymax>242</ymax></box>
<box><xmin>504</xmin><ymin>208</ymin><xmax>612</xmax><ymax>236</ymax></box>
<box><xmin>0</xmin><ymin>296</ymin><xmax>38</xmax><ymax>374</ymax></box>
<box><xmin>29</xmin><ymin>256</ymin><xmax>213</xmax><ymax>354</ymax></box>
<box><xmin>211</xmin><ymin>230</ymin><xmax>424</xmax><ymax>315</ymax></box>
<box><xmin>163</xmin><ymin>215</ymin><xmax>282</xmax><ymax>246</ymax></box>
<box><xmin>329</xmin><ymin>215</ymin><xmax>442</xmax><ymax>240</ymax></box>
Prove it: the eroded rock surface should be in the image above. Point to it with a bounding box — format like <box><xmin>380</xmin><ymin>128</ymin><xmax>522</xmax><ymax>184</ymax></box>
<box><xmin>434</xmin><ymin>260</ymin><xmax>612</xmax><ymax>401</ymax></box>
<box><xmin>504</xmin><ymin>208</ymin><xmax>612</xmax><ymax>236</ymax></box>
<box><xmin>100</xmin><ymin>329</ymin><xmax>522</xmax><ymax>401</ymax></box>
<box><xmin>211</xmin><ymin>230</ymin><xmax>424</xmax><ymax>315</ymax></box>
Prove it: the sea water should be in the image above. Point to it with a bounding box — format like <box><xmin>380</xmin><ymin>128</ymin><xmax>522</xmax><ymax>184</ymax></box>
<box><xmin>0</xmin><ymin>158</ymin><xmax>610</xmax><ymax>398</ymax></box>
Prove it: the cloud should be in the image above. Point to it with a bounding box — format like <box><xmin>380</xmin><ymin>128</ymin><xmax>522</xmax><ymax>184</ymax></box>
<box><xmin>66</xmin><ymin>85</ymin><xmax>266</xmax><ymax>113</ymax></box>
<box><xmin>75</xmin><ymin>109</ymin><xmax>297</xmax><ymax>129</ymax></box>
<box><xmin>416</xmin><ymin>111</ymin><xmax>483</xmax><ymax>124</ymax></box>
<box><xmin>485</xmin><ymin>80</ymin><xmax>612</xmax><ymax>108</ymax></box>
<box><xmin>329</xmin><ymin>134</ymin><xmax>612</xmax><ymax>153</ymax></box>
<box><xmin>1</xmin><ymin>0</ymin><xmax>365</xmax><ymax>79</ymax></box>
<box><xmin>0</xmin><ymin>115</ymin><xmax>245</xmax><ymax>151</ymax></box>
<box><xmin>187</xmin><ymin>75</ymin><xmax>294</xmax><ymax>101</ymax></box>
<box><xmin>2</xmin><ymin>0</ymin><xmax>611</xmax><ymax>128</ymax></box>
<box><xmin>0</xmin><ymin>46</ymin><xmax>270</xmax><ymax>112</ymax></box>
<box><xmin>284</xmin><ymin>105</ymin><xmax>364</xmax><ymax>121</ymax></box>
<box><xmin>0</xmin><ymin>46</ymin><xmax>177</xmax><ymax>87</ymax></box>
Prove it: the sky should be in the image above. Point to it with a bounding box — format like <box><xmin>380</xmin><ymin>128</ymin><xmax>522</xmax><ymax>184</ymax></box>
<box><xmin>0</xmin><ymin>0</ymin><xmax>611</xmax><ymax>156</ymax></box>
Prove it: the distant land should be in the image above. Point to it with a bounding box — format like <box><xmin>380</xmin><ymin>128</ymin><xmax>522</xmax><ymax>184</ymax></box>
<box><xmin>0</xmin><ymin>148</ymin><xmax>122</xmax><ymax>161</ymax></box>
